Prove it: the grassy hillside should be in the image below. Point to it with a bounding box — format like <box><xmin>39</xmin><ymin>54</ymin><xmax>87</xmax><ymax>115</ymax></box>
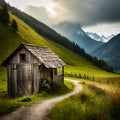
<box><xmin>0</xmin><ymin>13</ymin><xmax>119</xmax><ymax>93</ymax></box>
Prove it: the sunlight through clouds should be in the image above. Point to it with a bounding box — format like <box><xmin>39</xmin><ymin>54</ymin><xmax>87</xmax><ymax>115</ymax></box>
<box><xmin>5</xmin><ymin>0</ymin><xmax>56</xmax><ymax>15</ymax></box>
<box><xmin>5</xmin><ymin>0</ymin><xmax>120</xmax><ymax>36</ymax></box>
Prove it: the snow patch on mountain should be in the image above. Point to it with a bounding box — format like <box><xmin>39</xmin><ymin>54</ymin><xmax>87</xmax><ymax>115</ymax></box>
<box><xmin>86</xmin><ymin>32</ymin><xmax>115</xmax><ymax>42</ymax></box>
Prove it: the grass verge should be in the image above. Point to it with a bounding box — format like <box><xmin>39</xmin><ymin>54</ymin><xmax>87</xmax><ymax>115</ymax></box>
<box><xmin>0</xmin><ymin>79</ymin><xmax>74</xmax><ymax>115</ymax></box>
<box><xmin>50</xmin><ymin>79</ymin><xmax>120</xmax><ymax>120</ymax></box>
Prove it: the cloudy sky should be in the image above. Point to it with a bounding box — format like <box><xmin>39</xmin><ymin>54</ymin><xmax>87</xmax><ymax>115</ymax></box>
<box><xmin>5</xmin><ymin>0</ymin><xmax>120</xmax><ymax>36</ymax></box>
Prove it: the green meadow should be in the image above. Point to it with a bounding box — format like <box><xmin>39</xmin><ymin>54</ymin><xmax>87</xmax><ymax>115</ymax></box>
<box><xmin>0</xmin><ymin>13</ymin><xmax>119</xmax><ymax>91</ymax></box>
<box><xmin>50</xmin><ymin>79</ymin><xmax>120</xmax><ymax>120</ymax></box>
<box><xmin>0</xmin><ymin>12</ymin><xmax>120</xmax><ymax>115</ymax></box>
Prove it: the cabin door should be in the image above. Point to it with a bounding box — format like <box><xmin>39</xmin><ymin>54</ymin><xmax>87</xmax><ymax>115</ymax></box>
<box><xmin>17</xmin><ymin>64</ymin><xmax>32</xmax><ymax>96</ymax></box>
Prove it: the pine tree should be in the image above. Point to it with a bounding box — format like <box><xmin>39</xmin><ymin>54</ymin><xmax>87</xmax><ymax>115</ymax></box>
<box><xmin>0</xmin><ymin>4</ymin><xmax>10</xmax><ymax>25</ymax></box>
<box><xmin>11</xmin><ymin>19</ymin><xmax>18</xmax><ymax>31</ymax></box>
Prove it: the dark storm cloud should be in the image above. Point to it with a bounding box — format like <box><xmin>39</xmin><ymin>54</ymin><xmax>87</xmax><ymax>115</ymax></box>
<box><xmin>24</xmin><ymin>0</ymin><xmax>120</xmax><ymax>26</ymax></box>
<box><xmin>52</xmin><ymin>0</ymin><xmax>120</xmax><ymax>26</ymax></box>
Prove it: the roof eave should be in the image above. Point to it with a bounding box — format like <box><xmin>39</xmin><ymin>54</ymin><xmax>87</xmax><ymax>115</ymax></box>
<box><xmin>1</xmin><ymin>43</ymin><xmax>24</xmax><ymax>66</ymax></box>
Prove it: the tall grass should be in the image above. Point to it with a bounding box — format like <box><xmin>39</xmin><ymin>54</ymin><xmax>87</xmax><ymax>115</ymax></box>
<box><xmin>80</xmin><ymin>79</ymin><xmax>120</xmax><ymax>95</ymax></box>
<box><xmin>50</xmin><ymin>81</ymin><xmax>120</xmax><ymax>120</ymax></box>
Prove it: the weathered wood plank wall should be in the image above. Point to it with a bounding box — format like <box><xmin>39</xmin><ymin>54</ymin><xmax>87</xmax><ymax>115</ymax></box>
<box><xmin>6</xmin><ymin>47</ymin><xmax>64</xmax><ymax>97</ymax></box>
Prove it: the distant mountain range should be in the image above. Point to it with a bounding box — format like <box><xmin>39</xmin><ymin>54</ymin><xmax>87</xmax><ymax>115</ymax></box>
<box><xmin>0</xmin><ymin>0</ymin><xmax>113</xmax><ymax>75</ymax></box>
<box><xmin>53</xmin><ymin>21</ymin><xmax>120</xmax><ymax>71</ymax></box>
<box><xmin>86</xmin><ymin>32</ymin><xmax>115</xmax><ymax>42</ymax></box>
<box><xmin>92</xmin><ymin>34</ymin><xmax>120</xmax><ymax>71</ymax></box>
<box><xmin>52</xmin><ymin>22</ymin><xmax>104</xmax><ymax>53</ymax></box>
<box><xmin>0</xmin><ymin>0</ymin><xmax>119</xmax><ymax>71</ymax></box>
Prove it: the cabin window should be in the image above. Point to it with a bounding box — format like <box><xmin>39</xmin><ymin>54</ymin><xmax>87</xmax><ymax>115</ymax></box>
<box><xmin>54</xmin><ymin>68</ymin><xmax>57</xmax><ymax>76</ymax></box>
<box><xmin>20</xmin><ymin>54</ymin><xmax>26</xmax><ymax>62</ymax></box>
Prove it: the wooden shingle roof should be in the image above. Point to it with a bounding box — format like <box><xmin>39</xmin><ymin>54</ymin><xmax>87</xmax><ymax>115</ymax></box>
<box><xmin>24</xmin><ymin>44</ymin><xmax>65</xmax><ymax>68</ymax></box>
<box><xmin>2</xmin><ymin>43</ymin><xmax>66</xmax><ymax>68</ymax></box>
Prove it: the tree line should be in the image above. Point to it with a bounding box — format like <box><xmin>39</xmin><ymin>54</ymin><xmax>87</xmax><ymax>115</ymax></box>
<box><xmin>0</xmin><ymin>1</ymin><xmax>113</xmax><ymax>72</ymax></box>
<box><xmin>0</xmin><ymin>1</ymin><xmax>18</xmax><ymax>32</ymax></box>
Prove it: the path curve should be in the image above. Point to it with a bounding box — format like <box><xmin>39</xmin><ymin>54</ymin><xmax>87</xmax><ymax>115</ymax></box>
<box><xmin>1</xmin><ymin>80</ymin><xmax>83</xmax><ymax>120</ymax></box>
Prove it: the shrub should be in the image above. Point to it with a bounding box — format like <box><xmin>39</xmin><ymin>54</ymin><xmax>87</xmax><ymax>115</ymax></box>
<box><xmin>11</xmin><ymin>19</ymin><xmax>18</xmax><ymax>31</ymax></box>
<box><xmin>0</xmin><ymin>4</ymin><xmax>10</xmax><ymax>25</ymax></box>
<box><xmin>20</xmin><ymin>97</ymin><xmax>31</xmax><ymax>102</ymax></box>
<box><xmin>79</xmin><ymin>93</ymin><xmax>90</xmax><ymax>103</ymax></box>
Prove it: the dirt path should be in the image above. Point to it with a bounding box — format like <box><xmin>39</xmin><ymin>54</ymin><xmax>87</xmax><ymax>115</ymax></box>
<box><xmin>1</xmin><ymin>80</ymin><xmax>83</xmax><ymax>120</ymax></box>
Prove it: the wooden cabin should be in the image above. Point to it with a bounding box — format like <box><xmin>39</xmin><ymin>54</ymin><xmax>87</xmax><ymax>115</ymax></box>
<box><xmin>2</xmin><ymin>43</ymin><xmax>65</xmax><ymax>97</ymax></box>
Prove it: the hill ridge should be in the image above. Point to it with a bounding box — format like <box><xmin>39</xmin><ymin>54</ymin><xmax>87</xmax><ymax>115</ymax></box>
<box><xmin>53</xmin><ymin>21</ymin><xmax>104</xmax><ymax>53</ymax></box>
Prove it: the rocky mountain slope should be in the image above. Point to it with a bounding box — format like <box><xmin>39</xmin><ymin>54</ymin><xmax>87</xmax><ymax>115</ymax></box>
<box><xmin>92</xmin><ymin>34</ymin><xmax>120</xmax><ymax>70</ymax></box>
<box><xmin>53</xmin><ymin>22</ymin><xmax>104</xmax><ymax>53</ymax></box>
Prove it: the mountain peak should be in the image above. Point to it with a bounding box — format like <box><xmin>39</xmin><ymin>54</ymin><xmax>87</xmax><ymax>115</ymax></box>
<box><xmin>52</xmin><ymin>21</ymin><xmax>103</xmax><ymax>53</ymax></box>
<box><xmin>86</xmin><ymin>32</ymin><xmax>115</xmax><ymax>42</ymax></box>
